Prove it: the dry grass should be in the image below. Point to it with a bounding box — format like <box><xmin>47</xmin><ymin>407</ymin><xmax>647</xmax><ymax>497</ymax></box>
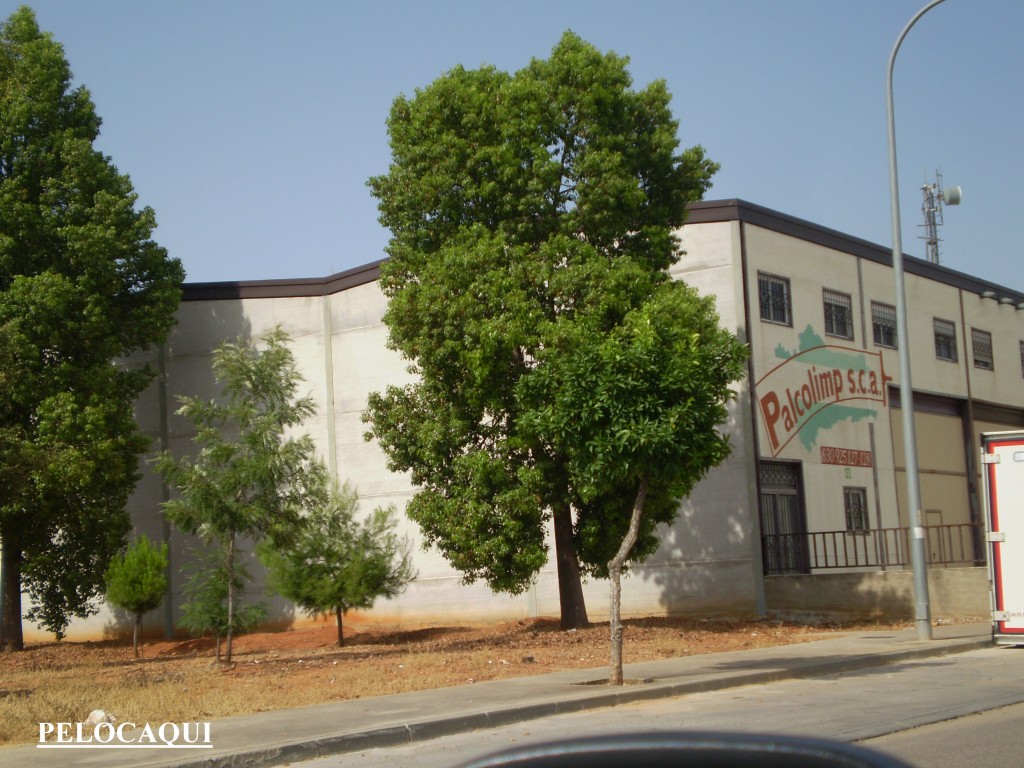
<box><xmin>0</xmin><ymin>615</ymin><xmax>905</xmax><ymax>747</ymax></box>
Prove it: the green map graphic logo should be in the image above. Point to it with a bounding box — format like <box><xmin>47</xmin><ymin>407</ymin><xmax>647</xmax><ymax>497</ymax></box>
<box><xmin>756</xmin><ymin>326</ymin><xmax>891</xmax><ymax>456</ymax></box>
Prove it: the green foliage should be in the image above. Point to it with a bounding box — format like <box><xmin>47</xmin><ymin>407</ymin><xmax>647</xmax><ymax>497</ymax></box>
<box><xmin>519</xmin><ymin>282</ymin><xmax>748</xmax><ymax>575</ymax></box>
<box><xmin>104</xmin><ymin>534</ymin><xmax>169</xmax><ymax>617</ymax></box>
<box><xmin>261</xmin><ymin>481</ymin><xmax>415</xmax><ymax>645</ymax></box>
<box><xmin>178</xmin><ymin>552</ymin><xmax>265</xmax><ymax>661</ymax></box>
<box><xmin>104</xmin><ymin>535</ymin><xmax>169</xmax><ymax>657</ymax></box>
<box><xmin>0</xmin><ymin>8</ymin><xmax>183</xmax><ymax>647</ymax></box>
<box><xmin>157</xmin><ymin>327</ymin><xmax>326</xmax><ymax>661</ymax></box>
<box><xmin>364</xmin><ymin>32</ymin><xmax>720</xmax><ymax>609</ymax></box>
<box><xmin>157</xmin><ymin>328</ymin><xmax>324</xmax><ymax>547</ymax></box>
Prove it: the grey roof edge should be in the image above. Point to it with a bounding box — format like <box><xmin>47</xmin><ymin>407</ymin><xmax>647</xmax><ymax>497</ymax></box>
<box><xmin>182</xmin><ymin>259</ymin><xmax>384</xmax><ymax>301</ymax></box>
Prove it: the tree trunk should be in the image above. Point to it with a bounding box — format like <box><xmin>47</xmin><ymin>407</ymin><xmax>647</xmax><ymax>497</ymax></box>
<box><xmin>335</xmin><ymin>606</ymin><xmax>344</xmax><ymax>647</ymax></box>
<box><xmin>0</xmin><ymin>529</ymin><xmax>24</xmax><ymax>652</ymax></box>
<box><xmin>608</xmin><ymin>473</ymin><xmax>649</xmax><ymax>686</ymax></box>
<box><xmin>608</xmin><ymin>563</ymin><xmax>624</xmax><ymax>685</ymax></box>
<box><xmin>133</xmin><ymin>613</ymin><xmax>141</xmax><ymax>659</ymax></box>
<box><xmin>552</xmin><ymin>503</ymin><xmax>589</xmax><ymax>630</ymax></box>
<box><xmin>225</xmin><ymin>533</ymin><xmax>235</xmax><ymax>664</ymax></box>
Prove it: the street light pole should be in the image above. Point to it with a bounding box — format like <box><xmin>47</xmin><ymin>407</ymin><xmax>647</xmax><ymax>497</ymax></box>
<box><xmin>887</xmin><ymin>0</ymin><xmax>948</xmax><ymax>642</ymax></box>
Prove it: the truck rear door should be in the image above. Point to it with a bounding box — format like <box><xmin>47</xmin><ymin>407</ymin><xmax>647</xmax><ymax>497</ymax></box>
<box><xmin>983</xmin><ymin>431</ymin><xmax>1024</xmax><ymax>645</ymax></box>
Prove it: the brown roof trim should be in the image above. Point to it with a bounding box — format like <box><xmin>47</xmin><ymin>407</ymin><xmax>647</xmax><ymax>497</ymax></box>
<box><xmin>183</xmin><ymin>259</ymin><xmax>383</xmax><ymax>302</ymax></box>
<box><xmin>182</xmin><ymin>200</ymin><xmax>1021</xmax><ymax>303</ymax></box>
<box><xmin>687</xmin><ymin>199</ymin><xmax>891</xmax><ymax>261</ymax></box>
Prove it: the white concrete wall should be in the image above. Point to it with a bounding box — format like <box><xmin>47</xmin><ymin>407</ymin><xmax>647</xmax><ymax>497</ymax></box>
<box><xmin>27</xmin><ymin>224</ymin><xmax>762</xmax><ymax>642</ymax></box>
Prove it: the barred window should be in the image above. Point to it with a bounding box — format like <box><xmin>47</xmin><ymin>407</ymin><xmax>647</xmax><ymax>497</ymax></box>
<box><xmin>933</xmin><ymin>318</ymin><xmax>958</xmax><ymax>362</ymax></box>
<box><xmin>823</xmin><ymin>289</ymin><xmax>853</xmax><ymax>340</ymax></box>
<box><xmin>844</xmin><ymin>487</ymin><xmax>869</xmax><ymax>532</ymax></box>
<box><xmin>871</xmin><ymin>302</ymin><xmax>898</xmax><ymax>349</ymax></box>
<box><xmin>972</xmin><ymin>328</ymin><xmax>993</xmax><ymax>370</ymax></box>
<box><xmin>761</xmin><ymin>461</ymin><xmax>800</xmax><ymax>491</ymax></box>
<box><xmin>758</xmin><ymin>273</ymin><xmax>791</xmax><ymax>325</ymax></box>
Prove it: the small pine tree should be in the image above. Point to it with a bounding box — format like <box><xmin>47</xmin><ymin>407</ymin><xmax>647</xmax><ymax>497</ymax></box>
<box><xmin>262</xmin><ymin>481</ymin><xmax>415</xmax><ymax>647</ymax></box>
<box><xmin>178</xmin><ymin>553</ymin><xmax>265</xmax><ymax>662</ymax></box>
<box><xmin>104</xmin><ymin>535</ymin><xmax>169</xmax><ymax>658</ymax></box>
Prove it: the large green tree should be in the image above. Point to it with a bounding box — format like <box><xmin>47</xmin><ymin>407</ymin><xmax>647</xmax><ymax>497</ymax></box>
<box><xmin>0</xmin><ymin>7</ymin><xmax>183</xmax><ymax>650</ymax></box>
<box><xmin>157</xmin><ymin>328</ymin><xmax>326</xmax><ymax>664</ymax></box>
<box><xmin>364</xmin><ymin>31</ymin><xmax>718</xmax><ymax>628</ymax></box>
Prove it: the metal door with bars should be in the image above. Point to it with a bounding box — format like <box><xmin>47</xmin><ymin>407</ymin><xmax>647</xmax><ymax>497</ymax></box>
<box><xmin>760</xmin><ymin>461</ymin><xmax>810</xmax><ymax>575</ymax></box>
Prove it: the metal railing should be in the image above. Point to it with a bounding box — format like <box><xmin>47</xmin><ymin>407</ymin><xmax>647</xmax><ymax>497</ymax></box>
<box><xmin>763</xmin><ymin>523</ymin><xmax>984</xmax><ymax>575</ymax></box>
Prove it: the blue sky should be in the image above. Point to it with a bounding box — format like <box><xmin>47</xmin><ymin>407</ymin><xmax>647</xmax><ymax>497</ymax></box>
<box><xmin>7</xmin><ymin>1</ymin><xmax>1024</xmax><ymax>289</ymax></box>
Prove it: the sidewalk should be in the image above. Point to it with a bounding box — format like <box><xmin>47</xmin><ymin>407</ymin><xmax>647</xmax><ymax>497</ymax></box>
<box><xmin>7</xmin><ymin>622</ymin><xmax>992</xmax><ymax>768</ymax></box>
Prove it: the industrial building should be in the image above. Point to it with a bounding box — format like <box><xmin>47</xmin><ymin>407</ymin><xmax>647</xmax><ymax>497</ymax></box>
<box><xmin>33</xmin><ymin>199</ymin><xmax>1021</xmax><ymax>640</ymax></box>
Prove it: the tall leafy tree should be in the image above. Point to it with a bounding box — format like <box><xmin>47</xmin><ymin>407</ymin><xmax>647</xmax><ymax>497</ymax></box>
<box><xmin>519</xmin><ymin>283</ymin><xmax>747</xmax><ymax>683</ymax></box>
<box><xmin>365</xmin><ymin>31</ymin><xmax>718</xmax><ymax>628</ymax></box>
<box><xmin>104</xmin><ymin>534</ymin><xmax>169</xmax><ymax>659</ymax></box>
<box><xmin>261</xmin><ymin>480</ymin><xmax>415</xmax><ymax>647</ymax></box>
<box><xmin>0</xmin><ymin>8</ymin><xmax>183</xmax><ymax>650</ymax></box>
<box><xmin>157</xmin><ymin>328</ymin><xmax>326</xmax><ymax>664</ymax></box>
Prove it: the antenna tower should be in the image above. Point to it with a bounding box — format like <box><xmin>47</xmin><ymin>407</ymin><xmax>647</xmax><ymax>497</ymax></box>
<box><xmin>920</xmin><ymin>170</ymin><xmax>961</xmax><ymax>264</ymax></box>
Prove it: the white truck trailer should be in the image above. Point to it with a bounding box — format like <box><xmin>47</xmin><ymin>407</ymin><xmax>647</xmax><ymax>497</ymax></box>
<box><xmin>982</xmin><ymin>431</ymin><xmax>1024</xmax><ymax>645</ymax></box>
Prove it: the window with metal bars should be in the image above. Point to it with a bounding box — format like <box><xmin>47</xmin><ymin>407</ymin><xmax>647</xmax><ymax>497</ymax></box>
<box><xmin>933</xmin><ymin>318</ymin><xmax>958</xmax><ymax>362</ymax></box>
<box><xmin>871</xmin><ymin>301</ymin><xmax>897</xmax><ymax>349</ymax></box>
<box><xmin>843</xmin><ymin>487</ymin><xmax>869</xmax><ymax>532</ymax></box>
<box><xmin>823</xmin><ymin>289</ymin><xmax>853</xmax><ymax>339</ymax></box>
<box><xmin>758</xmin><ymin>272</ymin><xmax>791</xmax><ymax>326</ymax></box>
<box><xmin>972</xmin><ymin>328</ymin><xmax>993</xmax><ymax>370</ymax></box>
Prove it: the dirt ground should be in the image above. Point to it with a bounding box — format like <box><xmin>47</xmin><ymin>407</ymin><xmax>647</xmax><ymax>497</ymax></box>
<box><xmin>0</xmin><ymin>615</ymin><xmax>905</xmax><ymax>746</ymax></box>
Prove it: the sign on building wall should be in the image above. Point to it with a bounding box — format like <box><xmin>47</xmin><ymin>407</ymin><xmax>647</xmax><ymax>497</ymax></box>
<box><xmin>820</xmin><ymin>446</ymin><xmax>873</xmax><ymax>467</ymax></box>
<box><xmin>756</xmin><ymin>326</ymin><xmax>891</xmax><ymax>456</ymax></box>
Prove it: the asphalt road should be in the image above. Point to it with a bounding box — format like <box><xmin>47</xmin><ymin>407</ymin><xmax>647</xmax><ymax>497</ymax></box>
<box><xmin>864</xmin><ymin>701</ymin><xmax>1024</xmax><ymax>767</ymax></box>
<box><xmin>294</xmin><ymin>646</ymin><xmax>1024</xmax><ymax>768</ymax></box>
